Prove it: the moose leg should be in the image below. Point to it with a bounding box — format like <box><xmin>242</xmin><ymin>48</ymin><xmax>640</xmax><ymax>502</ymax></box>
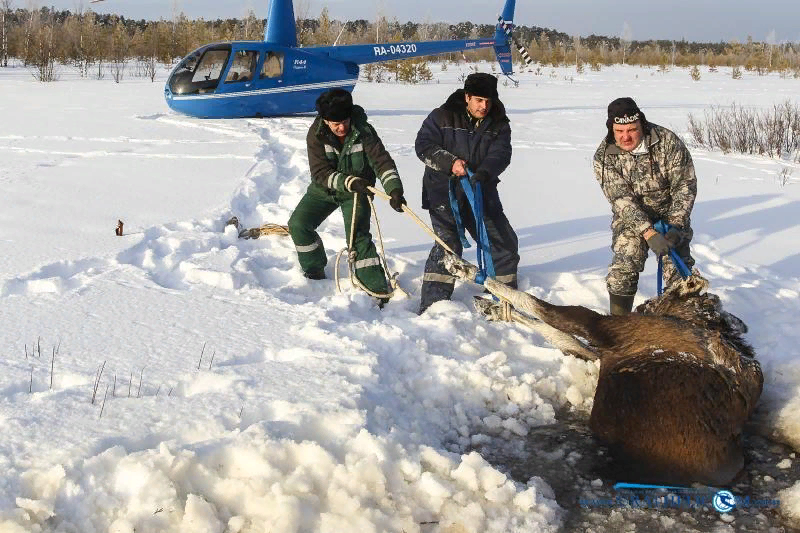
<box><xmin>442</xmin><ymin>253</ymin><xmax>598</xmax><ymax>360</ymax></box>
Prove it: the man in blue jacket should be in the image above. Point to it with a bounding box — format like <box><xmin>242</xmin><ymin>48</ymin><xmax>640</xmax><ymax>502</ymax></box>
<box><xmin>415</xmin><ymin>73</ymin><xmax>519</xmax><ymax>314</ymax></box>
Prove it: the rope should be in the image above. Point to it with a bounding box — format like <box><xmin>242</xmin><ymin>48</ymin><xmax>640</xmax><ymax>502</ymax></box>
<box><xmin>334</xmin><ymin>191</ymin><xmax>408</xmax><ymax>300</ymax></box>
<box><xmin>653</xmin><ymin>220</ymin><xmax>692</xmax><ymax>295</ymax></box>
<box><xmin>366</xmin><ymin>186</ymin><xmax>456</xmax><ymax>255</ymax></box>
<box><xmin>225</xmin><ymin>216</ymin><xmax>290</xmax><ymax>239</ymax></box>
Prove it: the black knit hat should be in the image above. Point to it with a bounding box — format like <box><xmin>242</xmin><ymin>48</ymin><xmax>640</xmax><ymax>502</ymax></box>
<box><xmin>315</xmin><ymin>88</ymin><xmax>354</xmax><ymax>121</ymax></box>
<box><xmin>606</xmin><ymin>97</ymin><xmax>648</xmax><ymax>142</ymax></box>
<box><xmin>464</xmin><ymin>73</ymin><xmax>498</xmax><ymax>99</ymax></box>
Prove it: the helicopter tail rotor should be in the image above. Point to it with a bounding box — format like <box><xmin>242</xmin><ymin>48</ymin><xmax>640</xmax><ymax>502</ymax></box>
<box><xmin>496</xmin><ymin>16</ymin><xmax>533</xmax><ymax>73</ymax></box>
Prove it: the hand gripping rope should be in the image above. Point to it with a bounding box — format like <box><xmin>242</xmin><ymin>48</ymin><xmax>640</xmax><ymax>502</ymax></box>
<box><xmin>448</xmin><ymin>171</ymin><xmax>496</xmax><ymax>285</ymax></box>
<box><xmin>654</xmin><ymin>219</ymin><xmax>692</xmax><ymax>295</ymax></box>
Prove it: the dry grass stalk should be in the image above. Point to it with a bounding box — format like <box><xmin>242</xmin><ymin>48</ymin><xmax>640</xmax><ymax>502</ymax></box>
<box><xmin>99</xmin><ymin>385</ymin><xmax>109</xmax><ymax>419</ymax></box>
<box><xmin>91</xmin><ymin>360</ymin><xmax>106</xmax><ymax>404</ymax></box>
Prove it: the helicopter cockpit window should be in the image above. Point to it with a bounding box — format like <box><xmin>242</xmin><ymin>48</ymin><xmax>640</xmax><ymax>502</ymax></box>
<box><xmin>191</xmin><ymin>50</ymin><xmax>229</xmax><ymax>84</ymax></box>
<box><xmin>168</xmin><ymin>46</ymin><xmax>231</xmax><ymax>96</ymax></box>
<box><xmin>260</xmin><ymin>52</ymin><xmax>284</xmax><ymax>79</ymax></box>
<box><xmin>225</xmin><ymin>50</ymin><xmax>259</xmax><ymax>83</ymax></box>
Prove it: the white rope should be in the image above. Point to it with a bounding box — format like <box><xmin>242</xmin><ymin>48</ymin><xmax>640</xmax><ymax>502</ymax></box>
<box><xmin>333</xmin><ymin>185</ymin><xmax>461</xmax><ymax>299</ymax></box>
<box><xmin>365</xmin><ymin>186</ymin><xmax>456</xmax><ymax>255</ymax></box>
<box><xmin>334</xmin><ymin>191</ymin><xmax>408</xmax><ymax>300</ymax></box>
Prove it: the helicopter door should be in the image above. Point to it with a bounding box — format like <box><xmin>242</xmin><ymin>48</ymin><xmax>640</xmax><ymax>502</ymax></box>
<box><xmin>260</xmin><ymin>51</ymin><xmax>285</xmax><ymax>79</ymax></box>
<box><xmin>224</xmin><ymin>50</ymin><xmax>260</xmax><ymax>84</ymax></box>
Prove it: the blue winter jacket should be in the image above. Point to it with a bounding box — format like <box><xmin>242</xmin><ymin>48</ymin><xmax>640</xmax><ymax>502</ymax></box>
<box><xmin>415</xmin><ymin>89</ymin><xmax>512</xmax><ymax>215</ymax></box>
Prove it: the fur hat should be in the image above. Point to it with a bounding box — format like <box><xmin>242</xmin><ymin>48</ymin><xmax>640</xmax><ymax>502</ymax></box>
<box><xmin>606</xmin><ymin>97</ymin><xmax>648</xmax><ymax>141</ymax></box>
<box><xmin>464</xmin><ymin>73</ymin><xmax>498</xmax><ymax>99</ymax></box>
<box><xmin>315</xmin><ymin>88</ymin><xmax>354</xmax><ymax>121</ymax></box>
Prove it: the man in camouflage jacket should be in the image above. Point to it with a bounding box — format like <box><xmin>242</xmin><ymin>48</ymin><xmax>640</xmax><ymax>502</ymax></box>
<box><xmin>288</xmin><ymin>89</ymin><xmax>406</xmax><ymax>300</ymax></box>
<box><xmin>593</xmin><ymin>97</ymin><xmax>697</xmax><ymax>314</ymax></box>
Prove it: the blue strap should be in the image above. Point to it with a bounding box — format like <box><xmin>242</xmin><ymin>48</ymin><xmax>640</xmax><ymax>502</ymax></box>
<box><xmin>448</xmin><ymin>179</ymin><xmax>471</xmax><ymax>249</ymax></box>
<box><xmin>467</xmin><ymin>178</ymin><xmax>496</xmax><ymax>284</ymax></box>
<box><xmin>446</xmin><ymin>172</ymin><xmax>495</xmax><ymax>285</ymax></box>
<box><xmin>653</xmin><ymin>220</ymin><xmax>692</xmax><ymax>295</ymax></box>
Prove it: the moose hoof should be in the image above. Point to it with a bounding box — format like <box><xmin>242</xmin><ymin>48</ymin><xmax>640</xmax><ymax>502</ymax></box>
<box><xmin>441</xmin><ymin>252</ymin><xmax>478</xmax><ymax>281</ymax></box>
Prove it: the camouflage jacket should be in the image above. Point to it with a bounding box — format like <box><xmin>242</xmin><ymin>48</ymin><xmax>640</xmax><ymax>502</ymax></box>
<box><xmin>592</xmin><ymin>124</ymin><xmax>697</xmax><ymax>234</ymax></box>
<box><xmin>307</xmin><ymin>105</ymin><xmax>402</xmax><ymax>196</ymax></box>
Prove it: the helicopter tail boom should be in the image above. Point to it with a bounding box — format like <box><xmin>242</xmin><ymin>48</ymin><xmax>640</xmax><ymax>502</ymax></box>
<box><xmin>312</xmin><ymin>38</ymin><xmax>500</xmax><ymax>66</ymax></box>
<box><xmin>311</xmin><ymin>0</ymin><xmax>521</xmax><ymax>74</ymax></box>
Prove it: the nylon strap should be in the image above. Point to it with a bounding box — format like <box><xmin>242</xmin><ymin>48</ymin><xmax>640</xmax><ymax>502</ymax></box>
<box><xmin>654</xmin><ymin>220</ymin><xmax>692</xmax><ymax>295</ymax></box>
<box><xmin>447</xmin><ymin>171</ymin><xmax>495</xmax><ymax>285</ymax></box>
<box><xmin>448</xmin><ymin>179</ymin><xmax>471</xmax><ymax>249</ymax></box>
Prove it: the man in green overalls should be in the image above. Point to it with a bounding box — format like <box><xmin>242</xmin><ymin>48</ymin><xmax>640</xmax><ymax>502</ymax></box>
<box><xmin>288</xmin><ymin>89</ymin><xmax>407</xmax><ymax>299</ymax></box>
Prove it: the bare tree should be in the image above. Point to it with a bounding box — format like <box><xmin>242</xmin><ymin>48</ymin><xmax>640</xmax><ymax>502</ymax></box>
<box><xmin>1</xmin><ymin>0</ymin><xmax>12</xmax><ymax>67</ymax></box>
<box><xmin>620</xmin><ymin>21</ymin><xmax>633</xmax><ymax>65</ymax></box>
<box><xmin>109</xmin><ymin>19</ymin><xmax>128</xmax><ymax>83</ymax></box>
<box><xmin>766</xmin><ymin>29</ymin><xmax>776</xmax><ymax>69</ymax></box>
<box><xmin>23</xmin><ymin>0</ymin><xmax>37</xmax><ymax>65</ymax></box>
<box><xmin>29</xmin><ymin>10</ymin><xmax>58</xmax><ymax>81</ymax></box>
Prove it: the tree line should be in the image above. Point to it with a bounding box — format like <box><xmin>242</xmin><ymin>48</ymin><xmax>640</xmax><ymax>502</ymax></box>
<box><xmin>1</xmin><ymin>4</ymin><xmax>799</xmax><ymax>82</ymax></box>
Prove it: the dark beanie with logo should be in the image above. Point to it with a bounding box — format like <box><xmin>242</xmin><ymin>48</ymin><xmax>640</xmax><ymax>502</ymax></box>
<box><xmin>315</xmin><ymin>88</ymin><xmax>354</xmax><ymax>121</ymax></box>
<box><xmin>605</xmin><ymin>97</ymin><xmax>648</xmax><ymax>142</ymax></box>
<box><xmin>464</xmin><ymin>73</ymin><xmax>498</xmax><ymax>100</ymax></box>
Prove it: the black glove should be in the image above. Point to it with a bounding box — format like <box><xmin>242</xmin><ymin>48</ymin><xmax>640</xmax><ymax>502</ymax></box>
<box><xmin>470</xmin><ymin>169</ymin><xmax>491</xmax><ymax>184</ymax></box>
<box><xmin>645</xmin><ymin>232</ymin><xmax>671</xmax><ymax>256</ymax></box>
<box><xmin>389</xmin><ymin>190</ymin><xmax>407</xmax><ymax>212</ymax></box>
<box><xmin>664</xmin><ymin>227</ymin><xmax>683</xmax><ymax>248</ymax></box>
<box><xmin>348</xmin><ymin>177</ymin><xmax>372</xmax><ymax>197</ymax></box>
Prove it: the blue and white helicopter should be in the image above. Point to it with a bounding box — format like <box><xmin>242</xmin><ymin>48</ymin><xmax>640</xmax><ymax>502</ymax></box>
<box><xmin>164</xmin><ymin>0</ymin><xmax>530</xmax><ymax>118</ymax></box>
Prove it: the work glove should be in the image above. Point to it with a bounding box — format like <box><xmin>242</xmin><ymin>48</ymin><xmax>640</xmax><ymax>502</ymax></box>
<box><xmin>645</xmin><ymin>232</ymin><xmax>671</xmax><ymax>256</ymax></box>
<box><xmin>389</xmin><ymin>190</ymin><xmax>407</xmax><ymax>213</ymax></box>
<box><xmin>470</xmin><ymin>169</ymin><xmax>491</xmax><ymax>184</ymax></box>
<box><xmin>347</xmin><ymin>177</ymin><xmax>372</xmax><ymax>197</ymax></box>
<box><xmin>664</xmin><ymin>227</ymin><xmax>683</xmax><ymax>248</ymax></box>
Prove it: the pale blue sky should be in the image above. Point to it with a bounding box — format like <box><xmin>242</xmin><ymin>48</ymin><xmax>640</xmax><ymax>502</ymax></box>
<box><xmin>39</xmin><ymin>0</ymin><xmax>800</xmax><ymax>43</ymax></box>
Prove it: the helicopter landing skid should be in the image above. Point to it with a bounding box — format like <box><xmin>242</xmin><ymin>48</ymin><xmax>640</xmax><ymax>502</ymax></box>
<box><xmin>503</xmin><ymin>74</ymin><xmax>520</xmax><ymax>87</ymax></box>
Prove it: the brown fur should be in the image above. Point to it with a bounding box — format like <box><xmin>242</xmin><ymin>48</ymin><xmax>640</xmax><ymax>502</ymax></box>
<box><xmin>442</xmin><ymin>254</ymin><xmax>763</xmax><ymax>486</ymax></box>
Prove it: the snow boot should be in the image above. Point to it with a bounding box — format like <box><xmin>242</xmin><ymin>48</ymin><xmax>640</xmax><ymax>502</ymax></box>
<box><xmin>303</xmin><ymin>269</ymin><xmax>326</xmax><ymax>280</ymax></box>
<box><xmin>609</xmin><ymin>293</ymin><xmax>635</xmax><ymax>316</ymax></box>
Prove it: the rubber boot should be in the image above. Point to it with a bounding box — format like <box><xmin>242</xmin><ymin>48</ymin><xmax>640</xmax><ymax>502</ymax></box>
<box><xmin>303</xmin><ymin>269</ymin><xmax>326</xmax><ymax>280</ymax></box>
<box><xmin>609</xmin><ymin>292</ymin><xmax>635</xmax><ymax>316</ymax></box>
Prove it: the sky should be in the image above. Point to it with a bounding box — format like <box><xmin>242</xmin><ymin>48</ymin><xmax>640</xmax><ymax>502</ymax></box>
<box><xmin>25</xmin><ymin>0</ymin><xmax>800</xmax><ymax>43</ymax></box>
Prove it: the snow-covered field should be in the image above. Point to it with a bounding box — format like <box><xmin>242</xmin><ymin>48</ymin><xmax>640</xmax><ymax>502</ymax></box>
<box><xmin>1</xmin><ymin>61</ymin><xmax>799</xmax><ymax>532</ymax></box>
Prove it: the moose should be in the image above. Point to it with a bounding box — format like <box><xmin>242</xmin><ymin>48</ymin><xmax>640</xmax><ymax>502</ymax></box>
<box><xmin>442</xmin><ymin>253</ymin><xmax>764</xmax><ymax>486</ymax></box>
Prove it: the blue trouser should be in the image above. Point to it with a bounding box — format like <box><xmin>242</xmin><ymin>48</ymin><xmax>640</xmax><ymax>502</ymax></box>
<box><xmin>419</xmin><ymin>201</ymin><xmax>519</xmax><ymax>314</ymax></box>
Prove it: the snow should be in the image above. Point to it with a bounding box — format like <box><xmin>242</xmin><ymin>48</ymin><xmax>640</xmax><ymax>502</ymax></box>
<box><xmin>1</xmin><ymin>61</ymin><xmax>799</xmax><ymax>532</ymax></box>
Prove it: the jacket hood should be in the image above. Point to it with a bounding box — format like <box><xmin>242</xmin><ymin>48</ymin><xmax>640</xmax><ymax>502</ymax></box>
<box><xmin>441</xmin><ymin>89</ymin><xmax>508</xmax><ymax>123</ymax></box>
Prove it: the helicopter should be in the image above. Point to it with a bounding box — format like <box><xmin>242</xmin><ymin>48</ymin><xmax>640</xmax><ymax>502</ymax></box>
<box><xmin>163</xmin><ymin>0</ymin><xmax>530</xmax><ymax>118</ymax></box>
